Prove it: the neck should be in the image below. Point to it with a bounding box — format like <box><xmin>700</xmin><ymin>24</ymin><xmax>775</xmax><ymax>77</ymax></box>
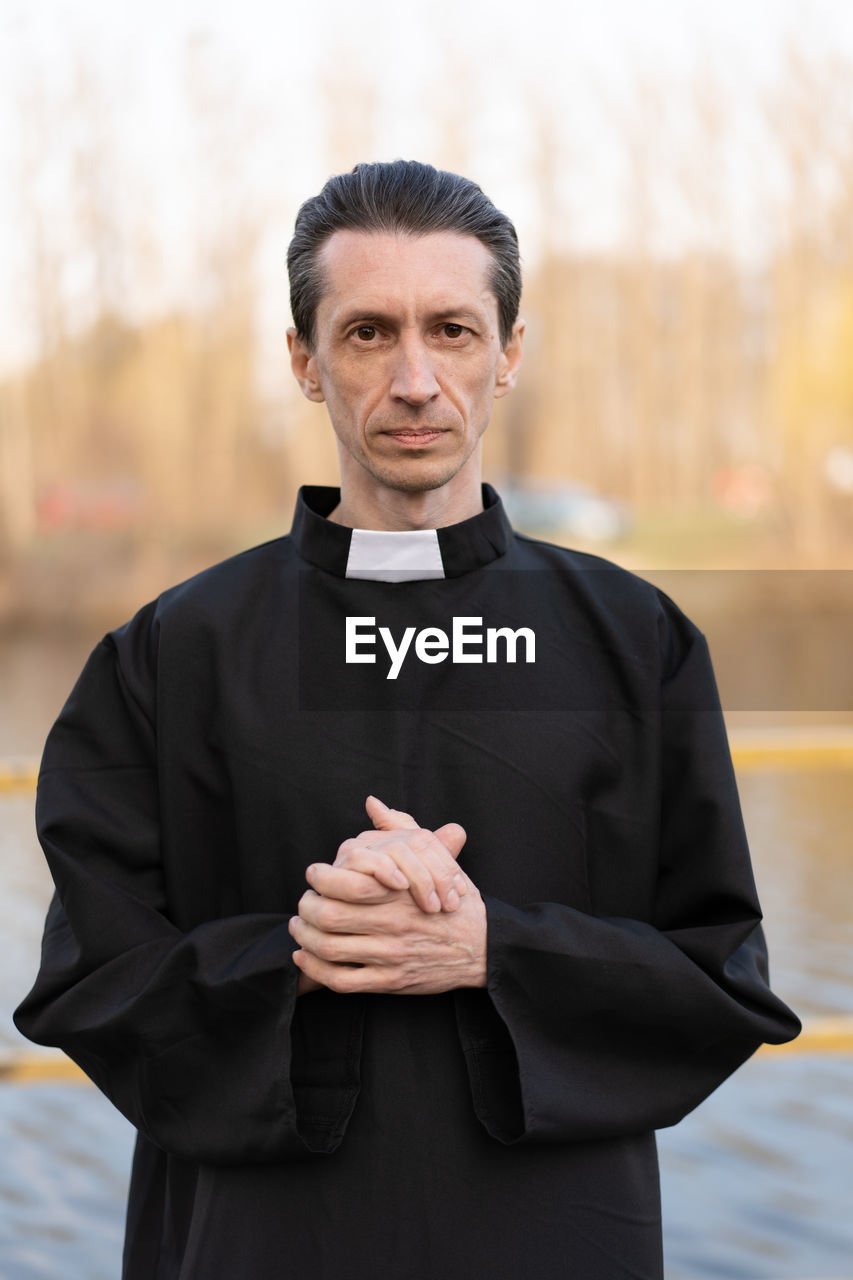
<box><xmin>331</xmin><ymin>454</ymin><xmax>485</xmax><ymax>531</ymax></box>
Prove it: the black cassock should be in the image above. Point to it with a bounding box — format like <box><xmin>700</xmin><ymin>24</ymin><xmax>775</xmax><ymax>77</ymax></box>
<box><xmin>16</xmin><ymin>485</ymin><xmax>799</xmax><ymax>1279</ymax></box>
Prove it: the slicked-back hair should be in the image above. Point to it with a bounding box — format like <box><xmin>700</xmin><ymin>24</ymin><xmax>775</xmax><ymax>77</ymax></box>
<box><xmin>287</xmin><ymin>161</ymin><xmax>522</xmax><ymax>350</ymax></box>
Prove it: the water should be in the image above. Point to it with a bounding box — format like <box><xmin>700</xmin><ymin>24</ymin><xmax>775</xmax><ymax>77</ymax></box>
<box><xmin>1</xmin><ymin>635</ymin><xmax>852</xmax><ymax>1279</ymax></box>
<box><xmin>656</xmin><ymin>765</ymin><xmax>853</xmax><ymax>1280</ymax></box>
<box><xmin>0</xmin><ymin>1085</ymin><xmax>131</xmax><ymax>1280</ymax></box>
<box><xmin>660</xmin><ymin>1055</ymin><xmax>853</xmax><ymax>1279</ymax></box>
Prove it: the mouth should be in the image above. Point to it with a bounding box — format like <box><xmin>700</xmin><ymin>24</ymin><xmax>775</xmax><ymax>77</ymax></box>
<box><xmin>381</xmin><ymin>429</ymin><xmax>448</xmax><ymax>448</ymax></box>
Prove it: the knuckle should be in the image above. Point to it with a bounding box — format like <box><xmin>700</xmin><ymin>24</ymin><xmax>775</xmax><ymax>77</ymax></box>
<box><xmin>323</xmin><ymin>968</ymin><xmax>347</xmax><ymax>993</ymax></box>
<box><xmin>352</xmin><ymin>875</ymin><xmax>379</xmax><ymax>901</ymax></box>
<box><xmin>315</xmin><ymin>900</ymin><xmax>343</xmax><ymax>930</ymax></box>
<box><xmin>338</xmin><ymin>842</ymin><xmax>378</xmax><ymax>870</ymax></box>
<box><xmin>313</xmin><ymin>934</ymin><xmax>342</xmax><ymax>962</ymax></box>
<box><xmin>332</xmin><ymin>967</ymin><xmax>361</xmax><ymax>994</ymax></box>
<box><xmin>427</xmin><ymin>834</ymin><xmax>453</xmax><ymax>863</ymax></box>
<box><xmin>336</xmin><ymin>838</ymin><xmax>364</xmax><ymax>864</ymax></box>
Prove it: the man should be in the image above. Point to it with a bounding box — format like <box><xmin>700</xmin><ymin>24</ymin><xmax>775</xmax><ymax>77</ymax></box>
<box><xmin>16</xmin><ymin>161</ymin><xmax>799</xmax><ymax>1279</ymax></box>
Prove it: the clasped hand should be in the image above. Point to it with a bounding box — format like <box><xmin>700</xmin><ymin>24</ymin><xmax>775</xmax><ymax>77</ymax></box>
<box><xmin>288</xmin><ymin>796</ymin><xmax>487</xmax><ymax>996</ymax></box>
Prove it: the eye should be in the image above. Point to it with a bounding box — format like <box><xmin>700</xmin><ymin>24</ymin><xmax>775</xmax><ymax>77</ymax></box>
<box><xmin>441</xmin><ymin>323</ymin><xmax>466</xmax><ymax>339</ymax></box>
<box><xmin>354</xmin><ymin>325</ymin><xmax>378</xmax><ymax>342</ymax></box>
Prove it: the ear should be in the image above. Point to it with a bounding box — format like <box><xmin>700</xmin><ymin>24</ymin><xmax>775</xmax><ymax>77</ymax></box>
<box><xmin>494</xmin><ymin>319</ymin><xmax>525</xmax><ymax>400</ymax></box>
<box><xmin>287</xmin><ymin>327</ymin><xmax>326</xmax><ymax>403</ymax></box>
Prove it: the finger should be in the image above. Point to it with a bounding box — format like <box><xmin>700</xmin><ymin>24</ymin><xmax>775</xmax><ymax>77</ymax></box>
<box><xmin>371</xmin><ymin>830</ymin><xmax>465</xmax><ymax>914</ymax></box>
<box><xmin>365</xmin><ymin>795</ymin><xmax>419</xmax><ymax>831</ymax></box>
<box><xmin>344</xmin><ymin>830</ymin><xmax>463</xmax><ymax>913</ymax></box>
<box><xmin>368</xmin><ymin>815</ymin><xmax>468</xmax><ymax>892</ymax></box>
<box><xmin>364</xmin><ymin>801</ymin><xmax>466</xmax><ymax>865</ymax></box>
<box><xmin>346</xmin><ymin>833</ymin><xmax>441</xmax><ymax>913</ymax></box>
<box><xmin>339</xmin><ymin>825</ymin><xmax>467</xmax><ymax>912</ymax></box>
<box><xmin>331</xmin><ymin>843</ymin><xmax>412</xmax><ymax>892</ymax></box>
<box><xmin>336</xmin><ymin>836</ymin><xmax>411</xmax><ymax>887</ymax></box>
<box><xmin>290</xmin><ymin>915</ymin><xmax>347</xmax><ymax>960</ymax></box>
<box><xmin>432</xmin><ymin>822</ymin><xmax>467</xmax><ymax>860</ymax></box>
<box><xmin>432</xmin><ymin>823</ymin><xmax>469</xmax><ymax>896</ymax></box>
<box><xmin>393</xmin><ymin>829</ymin><xmax>463</xmax><ymax>912</ymax></box>
<box><xmin>290</xmin><ymin>915</ymin><xmax>393</xmax><ymax>965</ymax></box>
<box><xmin>293</xmin><ymin>948</ymin><xmax>396</xmax><ymax>995</ymax></box>
<box><xmin>297</xmin><ymin>885</ymin><xmax>389</xmax><ymax>932</ymax></box>
<box><xmin>297</xmin><ymin>889</ymin><xmax>353</xmax><ymax>932</ymax></box>
<box><xmin>305</xmin><ymin>862</ymin><xmax>403</xmax><ymax>903</ymax></box>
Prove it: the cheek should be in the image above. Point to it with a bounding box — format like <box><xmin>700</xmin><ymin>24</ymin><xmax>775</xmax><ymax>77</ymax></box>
<box><xmin>460</xmin><ymin>370</ymin><xmax>499</xmax><ymax>416</ymax></box>
<box><xmin>440</xmin><ymin>359</ymin><xmax>496</xmax><ymax>403</ymax></box>
<box><xmin>331</xmin><ymin>363</ymin><xmax>386</xmax><ymax>408</ymax></box>
<box><xmin>324</xmin><ymin>376</ymin><xmax>368</xmax><ymax>419</ymax></box>
<box><xmin>328</xmin><ymin>390</ymin><xmax>387</xmax><ymax>448</ymax></box>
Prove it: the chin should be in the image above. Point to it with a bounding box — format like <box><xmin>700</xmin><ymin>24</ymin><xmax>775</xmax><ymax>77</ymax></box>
<box><xmin>371</xmin><ymin>462</ymin><xmax>466</xmax><ymax>494</ymax></box>
<box><xmin>365</xmin><ymin>441</ymin><xmax>481</xmax><ymax>496</ymax></box>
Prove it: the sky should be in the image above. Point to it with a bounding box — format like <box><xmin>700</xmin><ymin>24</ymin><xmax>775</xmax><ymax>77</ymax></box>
<box><xmin>2</xmin><ymin>0</ymin><xmax>853</xmax><ymax>374</ymax></box>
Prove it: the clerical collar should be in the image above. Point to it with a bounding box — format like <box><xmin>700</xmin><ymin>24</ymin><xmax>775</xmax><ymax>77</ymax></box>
<box><xmin>290</xmin><ymin>484</ymin><xmax>512</xmax><ymax>581</ymax></box>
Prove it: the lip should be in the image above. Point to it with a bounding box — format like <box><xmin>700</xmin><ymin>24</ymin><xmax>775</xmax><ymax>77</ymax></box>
<box><xmin>382</xmin><ymin>429</ymin><xmax>447</xmax><ymax>448</ymax></box>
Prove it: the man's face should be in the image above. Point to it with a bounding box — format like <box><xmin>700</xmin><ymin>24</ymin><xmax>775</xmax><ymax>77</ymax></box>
<box><xmin>288</xmin><ymin>229</ymin><xmax>523</xmax><ymax>498</ymax></box>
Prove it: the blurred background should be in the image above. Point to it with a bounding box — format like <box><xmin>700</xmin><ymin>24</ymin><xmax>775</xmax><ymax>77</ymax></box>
<box><xmin>2</xmin><ymin>0</ymin><xmax>853</xmax><ymax>622</ymax></box>
<box><xmin>1</xmin><ymin>1</ymin><xmax>851</xmax><ymax>1277</ymax></box>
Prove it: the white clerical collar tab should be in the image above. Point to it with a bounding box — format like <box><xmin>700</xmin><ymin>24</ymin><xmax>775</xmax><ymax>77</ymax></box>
<box><xmin>345</xmin><ymin>527</ymin><xmax>445</xmax><ymax>582</ymax></box>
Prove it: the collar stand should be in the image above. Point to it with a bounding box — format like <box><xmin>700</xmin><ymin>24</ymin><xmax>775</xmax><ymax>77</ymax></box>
<box><xmin>290</xmin><ymin>484</ymin><xmax>512</xmax><ymax>580</ymax></box>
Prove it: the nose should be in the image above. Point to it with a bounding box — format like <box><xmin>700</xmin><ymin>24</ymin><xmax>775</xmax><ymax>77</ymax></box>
<box><xmin>389</xmin><ymin>335</ymin><xmax>440</xmax><ymax>406</ymax></box>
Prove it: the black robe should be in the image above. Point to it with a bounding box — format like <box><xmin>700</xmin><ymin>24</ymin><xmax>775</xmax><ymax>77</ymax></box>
<box><xmin>15</xmin><ymin>485</ymin><xmax>800</xmax><ymax>1279</ymax></box>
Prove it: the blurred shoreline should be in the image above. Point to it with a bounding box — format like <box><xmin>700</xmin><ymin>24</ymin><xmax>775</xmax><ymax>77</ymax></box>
<box><xmin>2</xmin><ymin>519</ymin><xmax>851</xmax><ymax>634</ymax></box>
<box><xmin>2</xmin><ymin>527</ymin><xmax>851</xmax><ymax>727</ymax></box>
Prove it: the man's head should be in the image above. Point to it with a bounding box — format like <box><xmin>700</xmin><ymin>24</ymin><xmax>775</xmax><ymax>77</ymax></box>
<box><xmin>287</xmin><ymin>161</ymin><xmax>521</xmax><ymax>353</ymax></box>
<box><xmin>286</xmin><ymin>162</ymin><xmax>524</xmax><ymax>524</ymax></box>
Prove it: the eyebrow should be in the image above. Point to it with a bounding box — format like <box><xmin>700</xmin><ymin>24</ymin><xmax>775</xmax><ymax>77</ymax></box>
<box><xmin>334</xmin><ymin>305</ymin><xmax>488</xmax><ymax>333</ymax></box>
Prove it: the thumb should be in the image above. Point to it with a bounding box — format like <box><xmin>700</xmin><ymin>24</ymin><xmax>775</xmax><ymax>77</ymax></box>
<box><xmin>365</xmin><ymin>795</ymin><xmax>419</xmax><ymax>831</ymax></box>
<box><xmin>432</xmin><ymin>822</ymin><xmax>467</xmax><ymax>860</ymax></box>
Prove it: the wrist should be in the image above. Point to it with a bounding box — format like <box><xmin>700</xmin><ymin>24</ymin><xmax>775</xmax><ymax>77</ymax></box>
<box><xmin>465</xmin><ymin>893</ymin><xmax>488</xmax><ymax>988</ymax></box>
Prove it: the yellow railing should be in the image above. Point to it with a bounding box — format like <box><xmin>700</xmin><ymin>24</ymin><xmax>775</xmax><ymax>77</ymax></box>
<box><xmin>1</xmin><ymin>1016</ymin><xmax>851</xmax><ymax>1085</ymax></box>
<box><xmin>0</xmin><ymin>1053</ymin><xmax>90</xmax><ymax>1084</ymax></box>
<box><xmin>0</xmin><ymin>759</ymin><xmax>39</xmax><ymax>794</ymax></box>
<box><xmin>3</xmin><ymin>735</ymin><xmax>851</xmax><ymax>1077</ymax></box>
<box><xmin>726</xmin><ymin>725</ymin><xmax>853</xmax><ymax>771</ymax></box>
<box><xmin>4</xmin><ymin>729</ymin><xmax>853</xmax><ymax>794</ymax></box>
<box><xmin>756</xmin><ymin>1016</ymin><xmax>853</xmax><ymax>1057</ymax></box>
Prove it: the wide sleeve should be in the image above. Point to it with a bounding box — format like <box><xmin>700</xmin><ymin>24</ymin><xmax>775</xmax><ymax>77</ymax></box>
<box><xmin>454</xmin><ymin>606</ymin><xmax>801</xmax><ymax>1145</ymax></box>
<box><xmin>13</xmin><ymin>626</ymin><xmax>363</xmax><ymax>1166</ymax></box>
